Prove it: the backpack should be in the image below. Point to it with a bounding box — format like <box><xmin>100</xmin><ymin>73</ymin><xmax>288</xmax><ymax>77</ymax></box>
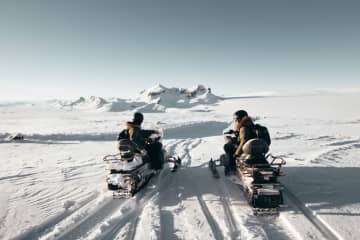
<box><xmin>253</xmin><ymin>124</ymin><xmax>271</xmax><ymax>146</ymax></box>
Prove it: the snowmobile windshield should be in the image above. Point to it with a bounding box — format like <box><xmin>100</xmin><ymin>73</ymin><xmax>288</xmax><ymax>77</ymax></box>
<box><xmin>148</xmin><ymin>128</ymin><xmax>163</xmax><ymax>143</ymax></box>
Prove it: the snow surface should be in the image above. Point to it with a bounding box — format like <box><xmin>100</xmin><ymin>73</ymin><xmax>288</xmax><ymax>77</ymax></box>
<box><xmin>1</xmin><ymin>87</ymin><xmax>360</xmax><ymax>240</ymax></box>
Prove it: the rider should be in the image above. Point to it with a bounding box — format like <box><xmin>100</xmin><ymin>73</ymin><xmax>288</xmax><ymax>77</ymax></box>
<box><xmin>223</xmin><ymin>110</ymin><xmax>256</xmax><ymax>175</ymax></box>
<box><xmin>117</xmin><ymin>112</ymin><xmax>164</xmax><ymax>170</ymax></box>
<box><xmin>117</xmin><ymin>112</ymin><xmax>146</xmax><ymax>147</ymax></box>
<box><xmin>127</xmin><ymin>112</ymin><xmax>146</xmax><ymax>149</ymax></box>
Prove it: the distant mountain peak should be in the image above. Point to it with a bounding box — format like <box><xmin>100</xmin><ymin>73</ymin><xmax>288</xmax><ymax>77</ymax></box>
<box><xmin>50</xmin><ymin>84</ymin><xmax>221</xmax><ymax>113</ymax></box>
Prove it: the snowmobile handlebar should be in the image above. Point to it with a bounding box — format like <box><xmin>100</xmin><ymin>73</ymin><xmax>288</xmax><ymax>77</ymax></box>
<box><xmin>223</xmin><ymin>130</ymin><xmax>239</xmax><ymax>144</ymax></box>
<box><xmin>103</xmin><ymin>152</ymin><xmax>145</xmax><ymax>162</ymax></box>
<box><xmin>103</xmin><ymin>153</ymin><xmax>122</xmax><ymax>162</ymax></box>
<box><xmin>141</xmin><ymin>129</ymin><xmax>159</xmax><ymax>139</ymax></box>
<box><xmin>141</xmin><ymin>129</ymin><xmax>162</xmax><ymax>144</ymax></box>
<box><xmin>223</xmin><ymin>129</ymin><xmax>239</xmax><ymax>136</ymax></box>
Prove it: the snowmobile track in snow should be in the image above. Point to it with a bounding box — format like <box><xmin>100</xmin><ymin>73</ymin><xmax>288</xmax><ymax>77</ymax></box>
<box><xmin>15</xmin><ymin>193</ymin><xmax>99</xmax><ymax>240</ymax></box>
<box><xmin>101</xmin><ymin>208</ymin><xmax>141</xmax><ymax>240</ymax></box>
<box><xmin>99</xmin><ymin>187</ymin><xmax>156</xmax><ymax>239</ymax></box>
<box><xmin>102</xmin><ymin>170</ymin><xmax>173</xmax><ymax>240</ymax></box>
<box><xmin>219</xmin><ymin>181</ymin><xmax>241</xmax><ymax>239</ymax></box>
<box><xmin>125</xmin><ymin>216</ymin><xmax>140</xmax><ymax>240</ymax></box>
<box><xmin>196</xmin><ymin>193</ymin><xmax>223</xmax><ymax>240</ymax></box>
<box><xmin>284</xmin><ymin>187</ymin><xmax>341</xmax><ymax>240</ymax></box>
<box><xmin>159</xmin><ymin>170</ymin><xmax>177</xmax><ymax>240</ymax></box>
<box><xmin>220</xmin><ymin>195</ymin><xmax>240</xmax><ymax>239</ymax></box>
<box><xmin>55</xmin><ymin>197</ymin><xmax>126</xmax><ymax>240</ymax></box>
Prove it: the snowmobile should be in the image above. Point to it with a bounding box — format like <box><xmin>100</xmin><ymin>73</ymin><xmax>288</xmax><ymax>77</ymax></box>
<box><xmin>104</xmin><ymin>130</ymin><xmax>181</xmax><ymax>198</ymax></box>
<box><xmin>209</xmin><ymin>136</ymin><xmax>286</xmax><ymax>216</ymax></box>
<box><xmin>5</xmin><ymin>133</ymin><xmax>24</xmax><ymax>141</ymax></box>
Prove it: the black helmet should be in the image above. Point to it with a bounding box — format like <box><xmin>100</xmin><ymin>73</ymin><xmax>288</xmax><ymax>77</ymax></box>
<box><xmin>233</xmin><ymin>110</ymin><xmax>248</xmax><ymax>120</ymax></box>
<box><xmin>132</xmin><ymin>112</ymin><xmax>144</xmax><ymax>125</ymax></box>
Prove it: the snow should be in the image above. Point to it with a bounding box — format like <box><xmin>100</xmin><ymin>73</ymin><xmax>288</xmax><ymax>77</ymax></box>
<box><xmin>45</xmin><ymin>84</ymin><xmax>221</xmax><ymax>113</ymax></box>
<box><xmin>137</xmin><ymin>84</ymin><xmax>220</xmax><ymax>108</ymax></box>
<box><xmin>0</xmin><ymin>87</ymin><xmax>360</xmax><ymax>239</ymax></box>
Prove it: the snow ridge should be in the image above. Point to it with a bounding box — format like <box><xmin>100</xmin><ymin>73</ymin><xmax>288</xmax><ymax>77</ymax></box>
<box><xmin>48</xmin><ymin>84</ymin><xmax>220</xmax><ymax>112</ymax></box>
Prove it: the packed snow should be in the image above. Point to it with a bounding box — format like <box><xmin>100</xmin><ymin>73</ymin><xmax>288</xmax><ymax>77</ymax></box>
<box><xmin>1</xmin><ymin>85</ymin><xmax>360</xmax><ymax>240</ymax></box>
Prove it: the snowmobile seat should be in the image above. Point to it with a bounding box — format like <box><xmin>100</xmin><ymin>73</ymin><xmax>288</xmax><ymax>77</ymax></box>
<box><xmin>241</xmin><ymin>139</ymin><xmax>271</xmax><ymax>166</ymax></box>
<box><xmin>242</xmin><ymin>138</ymin><xmax>269</xmax><ymax>157</ymax></box>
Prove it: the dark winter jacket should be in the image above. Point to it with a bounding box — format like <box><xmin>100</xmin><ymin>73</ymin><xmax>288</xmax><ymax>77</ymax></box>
<box><xmin>235</xmin><ymin>117</ymin><xmax>257</xmax><ymax>156</ymax></box>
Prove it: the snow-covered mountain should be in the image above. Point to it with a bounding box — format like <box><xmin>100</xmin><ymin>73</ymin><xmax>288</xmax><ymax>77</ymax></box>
<box><xmin>51</xmin><ymin>96</ymin><xmax>108</xmax><ymax>110</ymax></box>
<box><xmin>137</xmin><ymin>84</ymin><xmax>220</xmax><ymax>107</ymax></box>
<box><xmin>49</xmin><ymin>84</ymin><xmax>221</xmax><ymax>112</ymax></box>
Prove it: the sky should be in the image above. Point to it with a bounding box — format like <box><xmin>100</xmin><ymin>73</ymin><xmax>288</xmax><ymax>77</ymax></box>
<box><xmin>0</xmin><ymin>0</ymin><xmax>359</xmax><ymax>100</ymax></box>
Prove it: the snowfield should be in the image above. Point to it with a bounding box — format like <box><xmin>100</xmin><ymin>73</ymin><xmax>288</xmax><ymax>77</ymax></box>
<box><xmin>1</xmin><ymin>87</ymin><xmax>360</xmax><ymax>240</ymax></box>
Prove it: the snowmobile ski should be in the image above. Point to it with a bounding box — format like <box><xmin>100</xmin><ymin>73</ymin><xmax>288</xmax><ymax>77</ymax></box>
<box><xmin>208</xmin><ymin>158</ymin><xmax>220</xmax><ymax>178</ymax></box>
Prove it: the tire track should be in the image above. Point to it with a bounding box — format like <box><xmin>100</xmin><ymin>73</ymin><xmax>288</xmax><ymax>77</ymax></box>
<box><xmin>102</xmin><ymin>169</ymin><xmax>173</xmax><ymax>240</ymax></box>
<box><xmin>284</xmin><ymin>187</ymin><xmax>342</xmax><ymax>240</ymax></box>
<box><xmin>220</xmin><ymin>195</ymin><xmax>240</xmax><ymax>239</ymax></box>
<box><xmin>55</xmin><ymin>197</ymin><xmax>127</xmax><ymax>240</ymax></box>
<box><xmin>14</xmin><ymin>192</ymin><xmax>99</xmax><ymax>240</ymax></box>
<box><xmin>218</xmin><ymin>179</ymin><xmax>241</xmax><ymax>239</ymax></box>
<box><xmin>101</xmin><ymin>209</ymin><xmax>140</xmax><ymax>240</ymax></box>
<box><xmin>159</xmin><ymin>170</ymin><xmax>177</xmax><ymax>240</ymax></box>
<box><xmin>126</xmin><ymin>216</ymin><xmax>140</xmax><ymax>240</ymax></box>
<box><xmin>196</xmin><ymin>195</ymin><xmax>223</xmax><ymax>240</ymax></box>
<box><xmin>190</xmin><ymin>166</ymin><xmax>224</xmax><ymax>240</ymax></box>
<box><xmin>100</xmin><ymin>183</ymin><xmax>158</xmax><ymax>240</ymax></box>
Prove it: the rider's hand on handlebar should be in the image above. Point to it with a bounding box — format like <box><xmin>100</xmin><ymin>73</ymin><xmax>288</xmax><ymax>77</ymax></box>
<box><xmin>223</xmin><ymin>129</ymin><xmax>235</xmax><ymax>135</ymax></box>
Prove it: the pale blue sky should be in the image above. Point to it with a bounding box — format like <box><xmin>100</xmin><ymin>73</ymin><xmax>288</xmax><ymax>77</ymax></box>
<box><xmin>0</xmin><ymin>0</ymin><xmax>359</xmax><ymax>99</ymax></box>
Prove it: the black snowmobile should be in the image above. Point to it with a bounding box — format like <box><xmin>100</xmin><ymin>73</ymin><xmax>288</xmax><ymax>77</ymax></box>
<box><xmin>104</xmin><ymin>130</ymin><xmax>181</xmax><ymax>198</ymax></box>
<box><xmin>209</xmin><ymin>132</ymin><xmax>286</xmax><ymax>215</ymax></box>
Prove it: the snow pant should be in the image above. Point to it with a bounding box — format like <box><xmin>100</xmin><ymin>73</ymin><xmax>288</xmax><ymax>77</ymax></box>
<box><xmin>146</xmin><ymin>142</ymin><xmax>164</xmax><ymax>170</ymax></box>
<box><xmin>223</xmin><ymin>143</ymin><xmax>236</xmax><ymax>172</ymax></box>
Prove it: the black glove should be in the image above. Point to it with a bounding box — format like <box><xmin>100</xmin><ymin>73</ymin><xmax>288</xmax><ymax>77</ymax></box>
<box><xmin>223</xmin><ymin>129</ymin><xmax>235</xmax><ymax>135</ymax></box>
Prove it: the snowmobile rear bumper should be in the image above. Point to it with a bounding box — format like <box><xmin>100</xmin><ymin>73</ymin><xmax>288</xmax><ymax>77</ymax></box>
<box><xmin>253</xmin><ymin>207</ymin><xmax>280</xmax><ymax>216</ymax></box>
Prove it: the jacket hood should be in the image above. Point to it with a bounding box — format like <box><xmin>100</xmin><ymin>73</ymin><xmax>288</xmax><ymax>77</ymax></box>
<box><xmin>240</xmin><ymin>116</ymin><xmax>254</xmax><ymax>128</ymax></box>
